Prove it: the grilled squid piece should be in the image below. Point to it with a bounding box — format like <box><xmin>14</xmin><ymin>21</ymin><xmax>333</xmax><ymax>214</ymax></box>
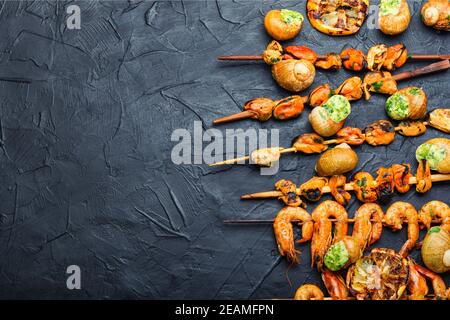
<box><xmin>429</xmin><ymin>109</ymin><xmax>450</xmax><ymax>133</ymax></box>
<box><xmin>250</xmin><ymin>147</ymin><xmax>281</xmax><ymax>167</ymax></box>
<box><xmin>315</xmin><ymin>53</ymin><xmax>342</xmax><ymax>70</ymax></box>
<box><xmin>363</xmin><ymin>120</ymin><xmax>396</xmax><ymax>146</ymax></box>
<box><xmin>367</xmin><ymin>44</ymin><xmax>388</xmax><ymax>71</ymax></box>
<box><xmin>378</xmin><ymin>0</ymin><xmax>411</xmax><ymax>35</ymax></box>
<box><xmin>329</xmin><ymin>175</ymin><xmax>351</xmax><ymax>206</ymax></box>
<box><xmin>243</xmin><ymin>98</ymin><xmax>275</xmax><ymax>122</ymax></box>
<box><xmin>375</xmin><ymin>167</ymin><xmax>395</xmax><ymax>203</ymax></box>
<box><xmin>363</xmin><ymin>71</ymin><xmax>397</xmax><ymax>100</ymax></box>
<box><xmin>334</xmin><ymin>77</ymin><xmax>363</xmax><ymax>101</ymax></box>
<box><xmin>309</xmin><ymin>95</ymin><xmax>351</xmax><ymax>137</ymax></box>
<box><xmin>291</xmin><ymin>133</ymin><xmax>328</xmax><ymax>154</ymax></box>
<box><xmin>421</xmin><ymin>0</ymin><xmax>450</xmax><ymax>31</ymax></box>
<box><xmin>416</xmin><ymin>159</ymin><xmax>433</xmax><ymax>193</ymax></box>
<box><xmin>273</xmin><ymin>96</ymin><xmax>305</xmax><ymax>120</ymax></box>
<box><xmin>308</xmin><ymin>84</ymin><xmax>332</xmax><ymax>107</ymax></box>
<box><xmin>299</xmin><ymin>176</ymin><xmax>328</xmax><ymax>202</ymax></box>
<box><xmin>335</xmin><ymin>127</ymin><xmax>365</xmax><ymax>146</ymax></box>
<box><xmin>416</xmin><ymin>138</ymin><xmax>450</xmax><ymax>173</ymax></box>
<box><xmin>397</xmin><ymin>121</ymin><xmax>427</xmax><ymax>137</ymax></box>
<box><xmin>383</xmin><ymin>44</ymin><xmax>409</xmax><ymax>71</ymax></box>
<box><xmin>275</xmin><ymin>179</ymin><xmax>302</xmax><ymax>207</ymax></box>
<box><xmin>285</xmin><ymin>45</ymin><xmax>318</xmax><ymax>64</ymax></box>
<box><xmin>386</xmin><ymin>87</ymin><xmax>428</xmax><ymax>121</ymax></box>
<box><xmin>341</xmin><ymin>48</ymin><xmax>366</xmax><ymax>72</ymax></box>
<box><xmin>352</xmin><ymin>172</ymin><xmax>378</xmax><ymax>203</ymax></box>
<box><xmin>392</xmin><ymin>163</ymin><xmax>412</xmax><ymax>194</ymax></box>
<box><xmin>272</xmin><ymin>59</ymin><xmax>316</xmax><ymax>92</ymax></box>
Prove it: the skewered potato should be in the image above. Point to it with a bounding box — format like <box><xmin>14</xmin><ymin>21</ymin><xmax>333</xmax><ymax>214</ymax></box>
<box><xmin>264</xmin><ymin>9</ymin><xmax>304</xmax><ymax>41</ymax></box>
<box><xmin>315</xmin><ymin>143</ymin><xmax>358</xmax><ymax>177</ymax></box>
<box><xmin>378</xmin><ymin>0</ymin><xmax>411</xmax><ymax>35</ymax></box>
<box><xmin>309</xmin><ymin>95</ymin><xmax>351</xmax><ymax>137</ymax></box>
<box><xmin>421</xmin><ymin>0</ymin><xmax>450</xmax><ymax>31</ymax></box>
<box><xmin>416</xmin><ymin>138</ymin><xmax>450</xmax><ymax>173</ymax></box>
<box><xmin>272</xmin><ymin>59</ymin><xmax>316</xmax><ymax>92</ymax></box>
<box><xmin>385</xmin><ymin>87</ymin><xmax>427</xmax><ymax>120</ymax></box>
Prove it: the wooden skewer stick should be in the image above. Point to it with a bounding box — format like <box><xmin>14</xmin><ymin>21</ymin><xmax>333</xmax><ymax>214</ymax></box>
<box><xmin>224</xmin><ymin>217</ymin><xmax>442</xmax><ymax>224</ymax></box>
<box><xmin>217</xmin><ymin>54</ymin><xmax>450</xmax><ymax>62</ymax></box>
<box><xmin>240</xmin><ymin>174</ymin><xmax>450</xmax><ymax>199</ymax></box>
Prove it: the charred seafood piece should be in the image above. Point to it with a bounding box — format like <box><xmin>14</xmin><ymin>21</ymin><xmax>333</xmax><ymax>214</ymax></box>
<box><xmin>363</xmin><ymin>120</ymin><xmax>396</xmax><ymax>146</ymax></box>
<box><xmin>299</xmin><ymin>176</ymin><xmax>328</xmax><ymax>202</ymax></box>
<box><xmin>341</xmin><ymin>48</ymin><xmax>366</xmax><ymax>71</ymax></box>
<box><xmin>334</xmin><ymin>76</ymin><xmax>363</xmax><ymax>101</ymax></box>
<box><xmin>375</xmin><ymin>167</ymin><xmax>395</xmax><ymax>203</ymax></box>
<box><xmin>363</xmin><ymin>71</ymin><xmax>398</xmax><ymax>100</ymax></box>
<box><xmin>329</xmin><ymin>175</ymin><xmax>351</xmax><ymax>206</ymax></box>
<box><xmin>416</xmin><ymin>159</ymin><xmax>433</xmax><ymax>193</ymax></box>
<box><xmin>383</xmin><ymin>44</ymin><xmax>408</xmax><ymax>71</ymax></box>
<box><xmin>352</xmin><ymin>172</ymin><xmax>378</xmax><ymax>203</ymax></box>
<box><xmin>367</xmin><ymin>44</ymin><xmax>388</xmax><ymax>71</ymax></box>
<box><xmin>243</xmin><ymin>98</ymin><xmax>275</xmax><ymax>121</ymax></box>
<box><xmin>392</xmin><ymin>164</ymin><xmax>412</xmax><ymax>194</ymax></box>
<box><xmin>291</xmin><ymin>133</ymin><xmax>328</xmax><ymax>154</ymax></box>
<box><xmin>272</xmin><ymin>95</ymin><xmax>305</xmax><ymax>120</ymax></box>
<box><xmin>397</xmin><ymin>121</ymin><xmax>427</xmax><ymax>137</ymax></box>
<box><xmin>335</xmin><ymin>127</ymin><xmax>365</xmax><ymax>146</ymax></box>
<box><xmin>285</xmin><ymin>45</ymin><xmax>318</xmax><ymax>64</ymax></box>
<box><xmin>315</xmin><ymin>53</ymin><xmax>342</xmax><ymax>70</ymax></box>
<box><xmin>307</xmin><ymin>0</ymin><xmax>369</xmax><ymax>36</ymax></box>
<box><xmin>275</xmin><ymin>179</ymin><xmax>302</xmax><ymax>207</ymax></box>
<box><xmin>308</xmin><ymin>83</ymin><xmax>332</xmax><ymax>107</ymax></box>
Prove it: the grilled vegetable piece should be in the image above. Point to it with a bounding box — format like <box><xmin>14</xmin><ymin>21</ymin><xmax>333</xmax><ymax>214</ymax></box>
<box><xmin>307</xmin><ymin>0</ymin><xmax>369</xmax><ymax>36</ymax></box>
<box><xmin>363</xmin><ymin>120</ymin><xmax>396</xmax><ymax>146</ymax></box>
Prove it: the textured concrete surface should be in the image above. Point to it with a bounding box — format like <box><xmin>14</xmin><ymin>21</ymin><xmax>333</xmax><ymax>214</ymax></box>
<box><xmin>0</xmin><ymin>0</ymin><xmax>448</xmax><ymax>299</ymax></box>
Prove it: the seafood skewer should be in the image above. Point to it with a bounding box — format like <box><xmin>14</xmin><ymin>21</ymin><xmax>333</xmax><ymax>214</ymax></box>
<box><xmin>218</xmin><ymin>41</ymin><xmax>450</xmax><ymax>71</ymax></box>
<box><xmin>210</xmin><ymin>115</ymin><xmax>447</xmax><ymax>167</ymax></box>
<box><xmin>240</xmin><ymin>174</ymin><xmax>450</xmax><ymax>200</ymax></box>
<box><xmin>213</xmin><ymin>60</ymin><xmax>450</xmax><ymax>124</ymax></box>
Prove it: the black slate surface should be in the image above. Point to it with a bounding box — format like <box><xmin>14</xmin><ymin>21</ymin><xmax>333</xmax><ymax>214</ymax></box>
<box><xmin>0</xmin><ymin>0</ymin><xmax>448</xmax><ymax>299</ymax></box>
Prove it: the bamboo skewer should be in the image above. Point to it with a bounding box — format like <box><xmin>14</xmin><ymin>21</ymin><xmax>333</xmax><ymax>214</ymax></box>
<box><xmin>240</xmin><ymin>174</ymin><xmax>450</xmax><ymax>200</ymax></box>
<box><xmin>212</xmin><ymin>60</ymin><xmax>450</xmax><ymax>125</ymax></box>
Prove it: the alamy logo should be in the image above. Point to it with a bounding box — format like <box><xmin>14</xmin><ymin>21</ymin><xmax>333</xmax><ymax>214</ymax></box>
<box><xmin>66</xmin><ymin>5</ymin><xmax>81</xmax><ymax>30</ymax></box>
<box><xmin>66</xmin><ymin>265</ymin><xmax>81</xmax><ymax>290</ymax></box>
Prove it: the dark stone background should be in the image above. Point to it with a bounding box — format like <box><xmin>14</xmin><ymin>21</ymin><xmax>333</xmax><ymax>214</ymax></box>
<box><xmin>0</xmin><ymin>0</ymin><xmax>448</xmax><ymax>299</ymax></box>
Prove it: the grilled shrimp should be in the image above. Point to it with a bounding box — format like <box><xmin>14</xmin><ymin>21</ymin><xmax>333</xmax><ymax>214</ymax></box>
<box><xmin>294</xmin><ymin>284</ymin><xmax>324</xmax><ymax>300</ymax></box>
<box><xmin>407</xmin><ymin>259</ymin><xmax>429</xmax><ymax>300</ymax></box>
<box><xmin>353</xmin><ymin>203</ymin><xmax>384</xmax><ymax>248</ymax></box>
<box><xmin>384</xmin><ymin>202</ymin><xmax>420</xmax><ymax>257</ymax></box>
<box><xmin>329</xmin><ymin>175</ymin><xmax>351</xmax><ymax>206</ymax></box>
<box><xmin>418</xmin><ymin>200</ymin><xmax>450</xmax><ymax>231</ymax></box>
<box><xmin>273</xmin><ymin>206</ymin><xmax>314</xmax><ymax>264</ymax></box>
<box><xmin>311</xmin><ymin>200</ymin><xmax>348</xmax><ymax>270</ymax></box>
<box><xmin>392</xmin><ymin>163</ymin><xmax>412</xmax><ymax>194</ymax></box>
<box><xmin>416</xmin><ymin>159</ymin><xmax>432</xmax><ymax>193</ymax></box>
<box><xmin>414</xmin><ymin>264</ymin><xmax>447</xmax><ymax>300</ymax></box>
<box><xmin>321</xmin><ymin>270</ymin><xmax>348</xmax><ymax>300</ymax></box>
